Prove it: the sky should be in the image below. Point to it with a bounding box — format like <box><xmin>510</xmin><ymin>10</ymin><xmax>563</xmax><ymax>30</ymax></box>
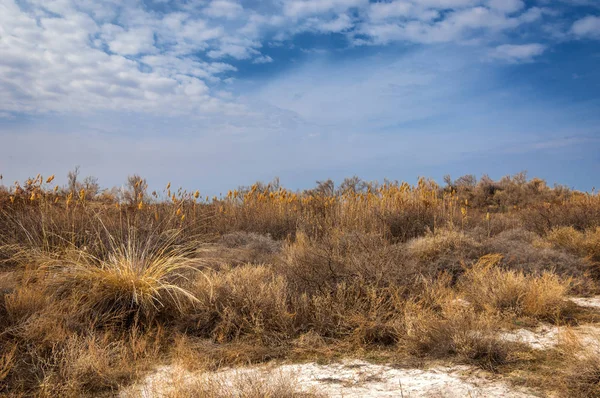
<box><xmin>0</xmin><ymin>0</ymin><xmax>599</xmax><ymax>194</ymax></box>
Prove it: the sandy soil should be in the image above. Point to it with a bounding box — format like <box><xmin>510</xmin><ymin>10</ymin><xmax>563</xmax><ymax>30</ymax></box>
<box><xmin>499</xmin><ymin>296</ymin><xmax>600</xmax><ymax>353</ymax></box>
<box><xmin>123</xmin><ymin>360</ymin><xmax>539</xmax><ymax>398</ymax></box>
<box><xmin>570</xmin><ymin>296</ymin><xmax>600</xmax><ymax>310</ymax></box>
<box><xmin>122</xmin><ymin>297</ymin><xmax>600</xmax><ymax>397</ymax></box>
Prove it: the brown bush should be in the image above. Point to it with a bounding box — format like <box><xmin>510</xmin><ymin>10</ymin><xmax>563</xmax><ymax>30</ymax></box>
<box><xmin>521</xmin><ymin>202</ymin><xmax>600</xmax><ymax>235</ymax></box>
<box><xmin>185</xmin><ymin>265</ymin><xmax>295</xmax><ymax>344</ymax></box>
<box><xmin>299</xmin><ymin>281</ymin><xmax>404</xmax><ymax>345</ymax></box>
<box><xmin>277</xmin><ymin>231</ymin><xmax>413</xmax><ymax>294</ymax></box>
<box><xmin>460</xmin><ymin>254</ymin><xmax>571</xmax><ymax>320</ymax></box>
<box><xmin>378</xmin><ymin>204</ymin><xmax>436</xmax><ymax>242</ymax></box>
<box><xmin>406</xmin><ymin>228</ymin><xmax>483</xmax><ymax>280</ymax></box>
<box><xmin>403</xmin><ymin>299</ymin><xmax>510</xmax><ymax>371</ymax></box>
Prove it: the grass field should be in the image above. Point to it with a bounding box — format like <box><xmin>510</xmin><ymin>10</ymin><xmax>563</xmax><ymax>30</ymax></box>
<box><xmin>1</xmin><ymin>172</ymin><xmax>600</xmax><ymax>397</ymax></box>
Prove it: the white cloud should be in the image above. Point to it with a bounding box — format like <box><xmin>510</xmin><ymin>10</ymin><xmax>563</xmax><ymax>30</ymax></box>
<box><xmin>252</xmin><ymin>55</ymin><xmax>274</xmax><ymax>64</ymax></box>
<box><xmin>140</xmin><ymin>55</ymin><xmax>237</xmax><ymax>82</ymax></box>
<box><xmin>301</xmin><ymin>14</ymin><xmax>354</xmax><ymax>33</ymax></box>
<box><xmin>203</xmin><ymin>0</ymin><xmax>244</xmax><ymax>19</ymax></box>
<box><xmin>0</xmin><ymin>0</ymin><xmax>242</xmax><ymax>115</ymax></box>
<box><xmin>102</xmin><ymin>25</ymin><xmax>157</xmax><ymax>55</ymax></box>
<box><xmin>283</xmin><ymin>0</ymin><xmax>367</xmax><ymax>18</ymax></box>
<box><xmin>572</xmin><ymin>15</ymin><xmax>600</xmax><ymax>39</ymax></box>
<box><xmin>356</xmin><ymin>3</ymin><xmax>543</xmax><ymax>45</ymax></box>
<box><xmin>369</xmin><ymin>1</ymin><xmax>413</xmax><ymax>20</ymax></box>
<box><xmin>488</xmin><ymin>43</ymin><xmax>547</xmax><ymax>63</ymax></box>
<box><xmin>368</xmin><ymin>1</ymin><xmax>441</xmax><ymax>22</ymax></box>
<box><xmin>207</xmin><ymin>38</ymin><xmax>262</xmax><ymax>59</ymax></box>
<box><xmin>414</xmin><ymin>0</ymin><xmax>480</xmax><ymax>7</ymax></box>
<box><xmin>0</xmin><ymin>0</ymin><xmax>590</xmax><ymax>121</ymax></box>
<box><xmin>487</xmin><ymin>0</ymin><xmax>525</xmax><ymax>14</ymax></box>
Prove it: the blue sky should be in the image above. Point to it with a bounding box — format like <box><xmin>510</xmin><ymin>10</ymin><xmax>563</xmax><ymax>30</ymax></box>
<box><xmin>0</xmin><ymin>0</ymin><xmax>599</xmax><ymax>194</ymax></box>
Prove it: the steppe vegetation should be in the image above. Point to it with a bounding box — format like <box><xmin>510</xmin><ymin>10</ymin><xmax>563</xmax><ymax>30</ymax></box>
<box><xmin>1</xmin><ymin>171</ymin><xmax>600</xmax><ymax>397</ymax></box>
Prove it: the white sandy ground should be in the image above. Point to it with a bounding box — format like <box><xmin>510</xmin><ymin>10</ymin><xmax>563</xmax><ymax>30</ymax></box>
<box><xmin>500</xmin><ymin>323</ymin><xmax>600</xmax><ymax>352</ymax></box>
<box><xmin>570</xmin><ymin>296</ymin><xmax>600</xmax><ymax>310</ymax></box>
<box><xmin>500</xmin><ymin>296</ymin><xmax>600</xmax><ymax>351</ymax></box>
<box><xmin>122</xmin><ymin>360</ymin><xmax>539</xmax><ymax>398</ymax></box>
<box><xmin>122</xmin><ymin>297</ymin><xmax>600</xmax><ymax>398</ymax></box>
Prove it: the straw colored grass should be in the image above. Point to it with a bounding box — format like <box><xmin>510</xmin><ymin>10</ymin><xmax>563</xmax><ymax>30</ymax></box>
<box><xmin>460</xmin><ymin>254</ymin><xmax>571</xmax><ymax>320</ymax></box>
<box><xmin>1</xmin><ymin>172</ymin><xmax>599</xmax><ymax>396</ymax></box>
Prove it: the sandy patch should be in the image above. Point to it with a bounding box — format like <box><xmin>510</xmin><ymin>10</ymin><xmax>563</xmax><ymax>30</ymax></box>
<box><xmin>501</xmin><ymin>323</ymin><xmax>600</xmax><ymax>352</ymax></box>
<box><xmin>570</xmin><ymin>296</ymin><xmax>600</xmax><ymax>310</ymax></box>
<box><xmin>500</xmin><ymin>324</ymin><xmax>561</xmax><ymax>350</ymax></box>
<box><xmin>122</xmin><ymin>359</ymin><xmax>538</xmax><ymax>398</ymax></box>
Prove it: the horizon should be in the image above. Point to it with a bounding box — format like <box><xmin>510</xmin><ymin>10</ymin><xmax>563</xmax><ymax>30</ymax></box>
<box><xmin>1</xmin><ymin>0</ymin><xmax>599</xmax><ymax>192</ymax></box>
<box><xmin>0</xmin><ymin>170</ymin><xmax>593</xmax><ymax>198</ymax></box>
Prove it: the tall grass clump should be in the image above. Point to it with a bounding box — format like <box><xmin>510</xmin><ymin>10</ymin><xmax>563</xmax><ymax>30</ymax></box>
<box><xmin>38</xmin><ymin>228</ymin><xmax>206</xmax><ymax>325</ymax></box>
<box><xmin>460</xmin><ymin>254</ymin><xmax>571</xmax><ymax>320</ymax></box>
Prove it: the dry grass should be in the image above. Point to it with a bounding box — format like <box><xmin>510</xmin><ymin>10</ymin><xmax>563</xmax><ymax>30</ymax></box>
<box><xmin>482</xmin><ymin>228</ymin><xmax>591</xmax><ymax>287</ymax></box>
<box><xmin>185</xmin><ymin>264</ymin><xmax>295</xmax><ymax>344</ymax></box>
<box><xmin>406</xmin><ymin>228</ymin><xmax>483</xmax><ymax>280</ymax></box>
<box><xmin>123</xmin><ymin>367</ymin><xmax>322</xmax><ymax>398</ymax></box>
<box><xmin>40</xmin><ymin>233</ymin><xmax>204</xmax><ymax>324</ymax></box>
<box><xmin>460</xmin><ymin>254</ymin><xmax>571</xmax><ymax>320</ymax></box>
<box><xmin>550</xmin><ymin>329</ymin><xmax>600</xmax><ymax>397</ymax></box>
<box><xmin>562</xmin><ymin>353</ymin><xmax>600</xmax><ymax>397</ymax></box>
<box><xmin>546</xmin><ymin>226</ymin><xmax>600</xmax><ymax>258</ymax></box>
<box><xmin>546</xmin><ymin>226</ymin><xmax>600</xmax><ymax>280</ymax></box>
<box><xmin>0</xmin><ymin>172</ymin><xmax>598</xmax><ymax>396</ymax></box>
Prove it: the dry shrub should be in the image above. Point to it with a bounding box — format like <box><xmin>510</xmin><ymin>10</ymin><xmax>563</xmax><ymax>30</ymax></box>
<box><xmin>563</xmin><ymin>354</ymin><xmax>600</xmax><ymax>398</ymax></box>
<box><xmin>407</xmin><ymin>229</ymin><xmax>483</xmax><ymax>279</ymax></box>
<box><xmin>291</xmin><ymin>331</ymin><xmax>328</xmax><ymax>353</ymax></box>
<box><xmin>51</xmin><ymin>334</ymin><xmax>136</xmax><ymax>395</ymax></box>
<box><xmin>522</xmin><ymin>201</ymin><xmax>600</xmax><ymax>235</ymax></box>
<box><xmin>546</xmin><ymin>226</ymin><xmax>586</xmax><ymax>252</ymax></box>
<box><xmin>544</xmin><ymin>226</ymin><xmax>600</xmax><ymax>283</ymax></box>
<box><xmin>186</xmin><ymin>265</ymin><xmax>294</xmax><ymax>343</ymax></box>
<box><xmin>411</xmin><ymin>272</ymin><xmax>457</xmax><ymax>311</ymax></box>
<box><xmin>3</xmin><ymin>281</ymin><xmax>48</xmax><ymax>327</ymax></box>
<box><xmin>403</xmin><ymin>299</ymin><xmax>510</xmax><ymax>371</ymax></box>
<box><xmin>555</xmin><ymin>331</ymin><xmax>600</xmax><ymax>398</ymax></box>
<box><xmin>171</xmin><ymin>335</ymin><xmax>287</xmax><ymax>371</ymax></box>
<box><xmin>301</xmin><ymin>281</ymin><xmax>404</xmax><ymax>346</ymax></box>
<box><xmin>278</xmin><ymin>231</ymin><xmax>411</xmax><ymax>294</ymax></box>
<box><xmin>547</xmin><ymin>226</ymin><xmax>600</xmax><ymax>261</ymax></box>
<box><xmin>460</xmin><ymin>254</ymin><xmax>570</xmax><ymax>320</ymax></box>
<box><xmin>3</xmin><ymin>327</ymin><xmax>163</xmax><ymax>396</ymax></box>
<box><xmin>278</xmin><ymin>231</ymin><xmax>354</xmax><ymax>294</ymax></box>
<box><xmin>408</xmin><ymin>228</ymin><xmax>481</xmax><ymax>260</ymax></box>
<box><xmin>0</xmin><ymin>344</ymin><xmax>16</xmax><ymax>384</ymax></box>
<box><xmin>0</xmin><ymin>270</ymin><xmax>17</xmax><ymax>292</ymax></box>
<box><xmin>215</xmin><ymin>199</ymin><xmax>299</xmax><ymax>240</ymax></box>
<box><xmin>484</xmin><ymin>228</ymin><xmax>588</xmax><ymax>275</ymax></box>
<box><xmin>485</xmin><ymin>227</ymin><xmax>537</xmax><ymax>245</ymax></box>
<box><xmin>378</xmin><ymin>204</ymin><xmax>436</xmax><ymax>242</ymax></box>
<box><xmin>468</xmin><ymin>212</ymin><xmax>523</xmax><ymax>239</ymax></box>
<box><xmin>216</xmin><ymin>231</ymin><xmax>282</xmax><ymax>265</ymax></box>
<box><xmin>220</xmin><ymin>231</ymin><xmax>281</xmax><ymax>254</ymax></box>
